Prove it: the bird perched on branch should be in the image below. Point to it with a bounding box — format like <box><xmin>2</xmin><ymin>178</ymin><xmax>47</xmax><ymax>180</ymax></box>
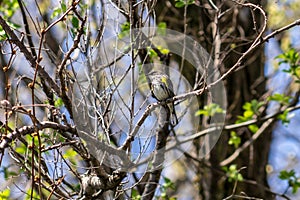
<box><xmin>148</xmin><ymin>71</ymin><xmax>178</xmax><ymax>126</ymax></box>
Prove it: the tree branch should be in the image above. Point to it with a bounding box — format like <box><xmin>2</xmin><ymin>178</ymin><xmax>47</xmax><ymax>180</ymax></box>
<box><xmin>0</xmin><ymin>15</ymin><xmax>61</xmax><ymax>95</ymax></box>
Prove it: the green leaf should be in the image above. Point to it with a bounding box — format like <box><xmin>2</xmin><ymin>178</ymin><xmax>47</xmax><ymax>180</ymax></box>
<box><xmin>241</xmin><ymin>100</ymin><xmax>264</xmax><ymax>115</ymax></box>
<box><xmin>236</xmin><ymin>115</ymin><xmax>247</xmax><ymax>122</ymax></box>
<box><xmin>248</xmin><ymin>99</ymin><xmax>264</xmax><ymax>115</ymax></box>
<box><xmin>50</xmin><ymin>2</ymin><xmax>67</xmax><ymax>19</ymax></box>
<box><xmin>63</xmin><ymin>148</ymin><xmax>78</xmax><ymax>165</ymax></box>
<box><xmin>267</xmin><ymin>93</ymin><xmax>291</xmax><ymax>105</ymax></box>
<box><xmin>118</xmin><ymin>22</ymin><xmax>130</xmax><ymax>39</ymax></box>
<box><xmin>243</xmin><ymin>110</ymin><xmax>254</xmax><ymax>118</ymax></box>
<box><xmin>0</xmin><ymin>27</ymin><xmax>7</xmax><ymax>40</ymax></box>
<box><xmin>131</xmin><ymin>189</ymin><xmax>141</xmax><ymax>200</ymax></box>
<box><xmin>236</xmin><ymin>100</ymin><xmax>264</xmax><ymax>132</ymax></box>
<box><xmin>147</xmin><ymin>47</ymin><xmax>157</xmax><ymax>58</ymax></box>
<box><xmin>15</xmin><ymin>143</ymin><xmax>27</xmax><ymax>154</ymax></box>
<box><xmin>156</xmin><ymin>176</ymin><xmax>177</xmax><ymax>199</ymax></box>
<box><xmin>248</xmin><ymin>124</ymin><xmax>259</xmax><ymax>133</ymax></box>
<box><xmin>0</xmin><ymin>0</ymin><xmax>19</xmax><ymax>18</ymax></box>
<box><xmin>7</xmin><ymin>21</ymin><xmax>21</xmax><ymax>30</ymax></box>
<box><xmin>228</xmin><ymin>131</ymin><xmax>241</xmax><ymax>148</ymax></box>
<box><xmin>277</xmin><ymin>110</ymin><xmax>291</xmax><ymax>125</ymax></box>
<box><xmin>51</xmin><ymin>7</ymin><xmax>62</xmax><ymax>19</ymax></box>
<box><xmin>61</xmin><ymin>2</ymin><xmax>67</xmax><ymax>12</ymax></box>
<box><xmin>175</xmin><ymin>1</ymin><xmax>185</xmax><ymax>8</ymax></box>
<box><xmin>175</xmin><ymin>0</ymin><xmax>195</xmax><ymax>8</ymax></box>
<box><xmin>54</xmin><ymin>97</ymin><xmax>64</xmax><ymax>107</ymax></box>
<box><xmin>146</xmin><ymin>46</ymin><xmax>170</xmax><ymax>60</ymax></box>
<box><xmin>163</xmin><ymin>177</ymin><xmax>175</xmax><ymax>190</ymax></box>
<box><xmin>63</xmin><ymin>148</ymin><xmax>77</xmax><ymax>158</ymax></box>
<box><xmin>276</xmin><ymin>48</ymin><xmax>299</xmax><ymax>64</ymax></box>
<box><xmin>282</xmin><ymin>68</ymin><xmax>292</xmax><ymax>73</ymax></box>
<box><xmin>158</xmin><ymin>22</ymin><xmax>166</xmax><ymax>29</ymax></box>
<box><xmin>292</xmin><ymin>185</ymin><xmax>298</xmax><ymax>194</ymax></box>
<box><xmin>195</xmin><ymin>103</ymin><xmax>224</xmax><ymax>117</ymax></box>
<box><xmin>0</xmin><ymin>189</ymin><xmax>10</xmax><ymax>199</ymax></box>
<box><xmin>0</xmin><ymin>20</ymin><xmax>21</xmax><ymax>41</ymax></box>
<box><xmin>276</xmin><ymin>48</ymin><xmax>300</xmax><ymax>80</ymax></box>
<box><xmin>72</xmin><ymin>17</ymin><xmax>79</xmax><ymax>29</ymax></box>
<box><xmin>279</xmin><ymin>169</ymin><xmax>300</xmax><ymax>194</ymax></box>
<box><xmin>157</xmin><ymin>22</ymin><xmax>167</xmax><ymax>35</ymax></box>
<box><xmin>236</xmin><ymin>174</ymin><xmax>243</xmax><ymax>182</ymax></box>
<box><xmin>279</xmin><ymin>170</ymin><xmax>294</xmax><ymax>181</ymax></box>
<box><xmin>223</xmin><ymin>164</ymin><xmax>244</xmax><ymax>182</ymax></box>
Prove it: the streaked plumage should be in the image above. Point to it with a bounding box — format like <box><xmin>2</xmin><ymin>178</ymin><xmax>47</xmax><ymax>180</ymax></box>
<box><xmin>148</xmin><ymin>71</ymin><xmax>178</xmax><ymax>126</ymax></box>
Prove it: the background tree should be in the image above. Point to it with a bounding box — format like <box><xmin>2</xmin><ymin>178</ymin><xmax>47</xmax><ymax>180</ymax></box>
<box><xmin>0</xmin><ymin>0</ymin><xmax>300</xmax><ymax>199</ymax></box>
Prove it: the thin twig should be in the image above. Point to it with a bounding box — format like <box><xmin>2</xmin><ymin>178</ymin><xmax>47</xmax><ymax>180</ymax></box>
<box><xmin>0</xmin><ymin>15</ymin><xmax>61</xmax><ymax>95</ymax></box>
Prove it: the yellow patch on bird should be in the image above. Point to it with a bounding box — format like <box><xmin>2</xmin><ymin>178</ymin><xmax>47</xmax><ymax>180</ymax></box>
<box><xmin>161</xmin><ymin>76</ymin><xmax>168</xmax><ymax>85</ymax></box>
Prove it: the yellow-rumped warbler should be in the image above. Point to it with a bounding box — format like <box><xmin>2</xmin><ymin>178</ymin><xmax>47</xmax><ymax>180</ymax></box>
<box><xmin>148</xmin><ymin>71</ymin><xmax>178</xmax><ymax>126</ymax></box>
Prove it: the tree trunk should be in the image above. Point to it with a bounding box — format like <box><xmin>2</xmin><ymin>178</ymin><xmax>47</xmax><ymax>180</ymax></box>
<box><xmin>155</xmin><ymin>0</ymin><xmax>274</xmax><ymax>199</ymax></box>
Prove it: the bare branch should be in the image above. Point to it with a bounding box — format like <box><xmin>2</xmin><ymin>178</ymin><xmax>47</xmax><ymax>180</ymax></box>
<box><xmin>0</xmin><ymin>15</ymin><xmax>61</xmax><ymax>95</ymax></box>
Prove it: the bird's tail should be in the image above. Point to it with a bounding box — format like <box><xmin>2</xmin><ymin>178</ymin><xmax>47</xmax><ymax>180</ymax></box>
<box><xmin>168</xmin><ymin>102</ymin><xmax>178</xmax><ymax>126</ymax></box>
